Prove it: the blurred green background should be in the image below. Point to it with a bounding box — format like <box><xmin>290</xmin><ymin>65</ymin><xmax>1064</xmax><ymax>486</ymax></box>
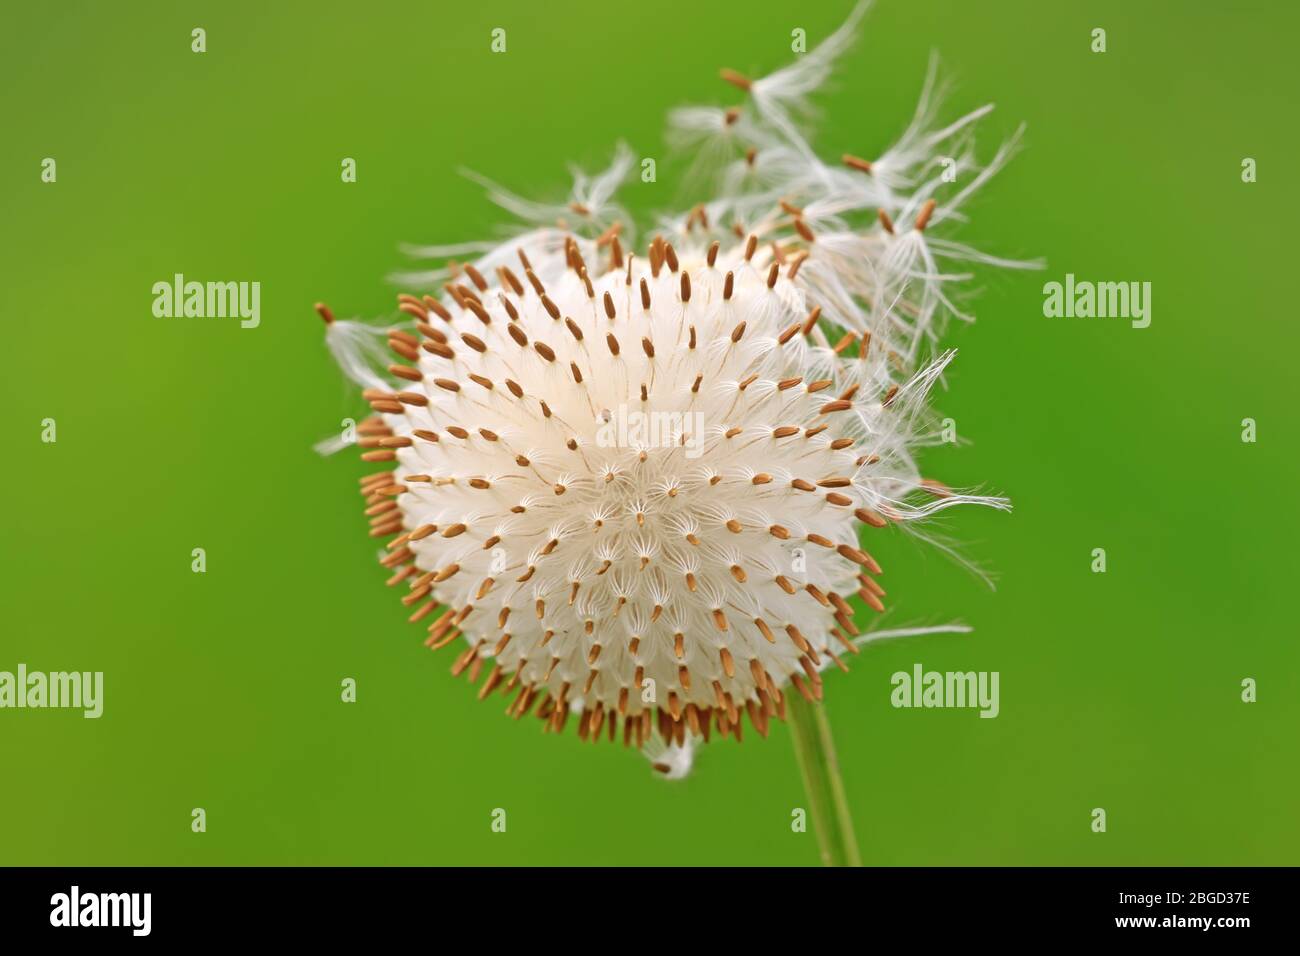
<box><xmin>2</xmin><ymin>0</ymin><xmax>1296</xmax><ymax>866</ymax></box>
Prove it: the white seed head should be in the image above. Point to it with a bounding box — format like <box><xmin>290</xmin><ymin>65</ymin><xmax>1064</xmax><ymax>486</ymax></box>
<box><xmin>321</xmin><ymin>1</ymin><xmax>1025</xmax><ymax>763</ymax></box>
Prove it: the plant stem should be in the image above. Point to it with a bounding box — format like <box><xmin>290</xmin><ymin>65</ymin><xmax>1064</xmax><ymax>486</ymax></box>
<box><xmin>787</xmin><ymin>693</ymin><xmax>862</xmax><ymax>866</ymax></box>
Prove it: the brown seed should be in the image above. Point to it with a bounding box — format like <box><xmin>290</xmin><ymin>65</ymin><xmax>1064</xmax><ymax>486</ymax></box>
<box><xmin>920</xmin><ymin>478</ymin><xmax>954</xmax><ymax>498</ymax></box>
<box><xmin>852</xmin><ymin>586</ymin><xmax>884</xmax><ymax>613</ymax></box>
<box><xmin>419</xmin><ymin>296</ymin><xmax>450</xmax><ymax>322</ymax></box>
<box><xmin>914</xmin><ymin>199</ymin><xmax>937</xmax><ymax>232</ymax></box>
<box><xmin>463</xmin><ymin>263</ymin><xmax>488</xmax><ymax>291</ymax></box>
<box><xmin>525</xmin><ymin>268</ymin><xmax>544</xmax><ymax>296</ymax></box>
<box><xmin>855</xmin><ymin>507</ymin><xmax>888</xmax><ymax>528</ymax></box>
<box><xmin>802</xmin><ymin>305</ymin><xmax>822</xmax><ymax>336</ymax></box>
<box><xmin>398</xmin><ymin>301</ymin><xmax>427</xmax><ymax>322</ymax></box>
<box><xmin>415</xmin><ymin>322</ymin><xmax>445</xmax><ymax>343</ymax></box>
<box><xmin>720</xmin><ymin>67</ymin><xmax>752</xmax><ymax>91</ymax></box>
<box><xmin>466</xmin><ymin>299</ymin><xmax>491</xmax><ymax>324</ymax></box>
<box><xmin>842</xmin><ymin>153</ymin><xmax>872</xmax><ymax>173</ymax></box>
<box><xmin>838</xmin><ymin>544</ymin><xmax>882</xmax><ymax>574</ymax></box>
<box><xmin>388</xmin><ymin>338</ymin><xmax>419</xmax><ymax>362</ymax></box>
<box><xmin>498</xmin><ymin>267</ymin><xmax>524</xmax><ymax>297</ymax></box>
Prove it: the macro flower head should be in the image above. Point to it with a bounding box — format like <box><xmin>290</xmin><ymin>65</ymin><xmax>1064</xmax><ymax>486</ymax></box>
<box><xmin>316</xmin><ymin>0</ymin><xmax>1031</xmax><ymax>775</ymax></box>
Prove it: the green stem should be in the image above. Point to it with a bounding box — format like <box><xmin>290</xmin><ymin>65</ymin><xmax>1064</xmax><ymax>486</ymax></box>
<box><xmin>787</xmin><ymin>692</ymin><xmax>862</xmax><ymax>867</ymax></box>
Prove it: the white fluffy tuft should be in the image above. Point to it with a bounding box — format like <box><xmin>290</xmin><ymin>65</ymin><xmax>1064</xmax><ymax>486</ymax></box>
<box><xmin>322</xmin><ymin>2</ymin><xmax>1031</xmax><ymax>768</ymax></box>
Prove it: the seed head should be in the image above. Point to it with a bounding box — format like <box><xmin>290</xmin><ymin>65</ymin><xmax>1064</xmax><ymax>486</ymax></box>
<box><xmin>318</xmin><ymin>0</ymin><xmax>1024</xmax><ymax>771</ymax></box>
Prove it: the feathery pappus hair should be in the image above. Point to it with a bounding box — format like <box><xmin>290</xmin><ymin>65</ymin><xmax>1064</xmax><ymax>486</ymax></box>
<box><xmin>315</xmin><ymin>0</ymin><xmax>1031</xmax><ymax>777</ymax></box>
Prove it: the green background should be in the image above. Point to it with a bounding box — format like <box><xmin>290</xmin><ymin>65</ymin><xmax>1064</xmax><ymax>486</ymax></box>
<box><xmin>2</xmin><ymin>0</ymin><xmax>1295</xmax><ymax>866</ymax></box>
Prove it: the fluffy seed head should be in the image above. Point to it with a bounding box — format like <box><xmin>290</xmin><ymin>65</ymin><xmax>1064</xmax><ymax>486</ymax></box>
<box><xmin>387</xmin><ymin>240</ymin><xmax>903</xmax><ymax>707</ymax></box>
<box><xmin>319</xmin><ymin>1</ymin><xmax>1024</xmax><ymax>768</ymax></box>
